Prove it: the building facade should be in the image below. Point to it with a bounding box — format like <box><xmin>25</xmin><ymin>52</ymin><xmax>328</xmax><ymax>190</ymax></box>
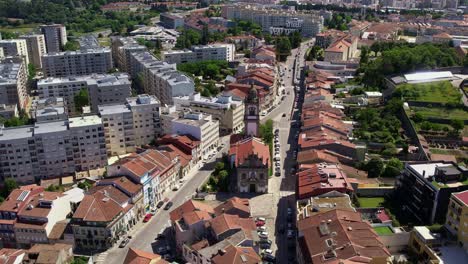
<box><xmin>0</xmin><ymin>57</ymin><xmax>29</xmax><ymax>111</ymax></box>
<box><xmin>162</xmin><ymin>43</ymin><xmax>235</xmax><ymax>64</ymax></box>
<box><xmin>445</xmin><ymin>191</ymin><xmax>468</xmax><ymax>252</ymax></box>
<box><xmin>40</xmin><ymin>24</ymin><xmax>67</xmax><ymax>53</ymax></box>
<box><xmin>19</xmin><ymin>34</ymin><xmax>46</xmax><ymax>69</ymax></box>
<box><xmin>0</xmin><ymin>39</ymin><xmax>29</xmax><ymax>65</ymax></box>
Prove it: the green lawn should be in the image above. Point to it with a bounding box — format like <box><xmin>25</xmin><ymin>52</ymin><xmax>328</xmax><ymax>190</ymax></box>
<box><xmin>0</xmin><ymin>24</ymin><xmax>39</xmax><ymax>34</ymax></box>
<box><xmin>412</xmin><ymin>106</ymin><xmax>468</xmax><ymax>120</ymax></box>
<box><xmin>397</xmin><ymin>81</ymin><xmax>462</xmax><ymax>104</ymax></box>
<box><xmin>374</xmin><ymin>226</ymin><xmax>394</xmax><ymax>235</ymax></box>
<box><xmin>357</xmin><ymin>197</ymin><xmax>385</xmax><ymax>208</ymax></box>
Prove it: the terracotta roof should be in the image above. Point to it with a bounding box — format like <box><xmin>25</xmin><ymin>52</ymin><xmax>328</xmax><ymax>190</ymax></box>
<box><xmin>453</xmin><ymin>190</ymin><xmax>468</xmax><ymax>206</ymax></box>
<box><xmin>214</xmin><ymin>197</ymin><xmax>250</xmax><ymax>217</ymax></box>
<box><xmin>433</xmin><ymin>32</ymin><xmax>452</xmax><ymax>39</ymax></box>
<box><xmin>169</xmin><ymin>200</ymin><xmax>214</xmax><ymax>222</ymax></box>
<box><xmin>297</xmin><ymin>149</ymin><xmax>339</xmax><ymax>165</ymax></box>
<box><xmin>157</xmin><ymin>144</ymin><xmax>191</xmax><ymax>168</ymax></box>
<box><xmin>27</xmin><ymin>243</ymin><xmax>72</xmax><ymax>264</ymax></box>
<box><xmin>123</xmin><ymin>248</ymin><xmax>167</xmax><ymax>264</ymax></box>
<box><xmin>211</xmin><ymin>245</ymin><xmax>261</xmax><ymax>264</ymax></box>
<box><xmin>0</xmin><ymin>185</ymin><xmax>44</xmax><ymax>213</ymax></box>
<box><xmin>73</xmin><ymin>185</ymin><xmax>130</xmax><ymax>222</ymax></box>
<box><xmin>48</xmin><ymin>220</ymin><xmax>69</xmax><ymax>240</ymax></box>
<box><xmin>229</xmin><ymin>137</ymin><xmax>270</xmax><ymax>167</ymax></box>
<box><xmin>116</xmin><ymin>149</ymin><xmax>175</xmax><ymax>180</ymax></box>
<box><xmin>18</xmin><ymin>191</ymin><xmax>63</xmax><ymax>219</ymax></box>
<box><xmin>210</xmin><ymin>214</ymin><xmax>256</xmax><ymax>238</ymax></box>
<box><xmin>157</xmin><ymin>134</ymin><xmax>201</xmax><ymax>153</ymax></box>
<box><xmin>98</xmin><ymin>176</ymin><xmax>143</xmax><ymax>196</ymax></box>
<box><xmin>183</xmin><ymin>210</ymin><xmax>213</xmax><ymax>226</ymax></box>
<box><xmin>0</xmin><ymin>248</ymin><xmax>25</xmax><ymax>264</ymax></box>
<box><xmin>191</xmin><ymin>239</ymin><xmax>209</xmax><ymax>251</ymax></box>
<box><xmin>297</xmin><ymin>210</ymin><xmax>390</xmax><ymax>264</ymax></box>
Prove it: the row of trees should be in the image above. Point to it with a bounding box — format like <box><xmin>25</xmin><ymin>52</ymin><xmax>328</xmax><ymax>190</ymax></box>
<box><xmin>201</xmin><ymin>161</ymin><xmax>230</xmax><ymax>192</ymax></box>
<box><xmin>325</xmin><ymin>13</ymin><xmax>352</xmax><ymax>31</ymax></box>
<box><xmin>274</xmin><ymin>32</ymin><xmax>302</xmax><ymax>61</ymax></box>
<box><xmin>363</xmin><ymin>157</ymin><xmax>404</xmax><ymax>178</ymax></box>
<box><xmin>177</xmin><ymin>60</ymin><xmax>234</xmax><ymax>81</ymax></box>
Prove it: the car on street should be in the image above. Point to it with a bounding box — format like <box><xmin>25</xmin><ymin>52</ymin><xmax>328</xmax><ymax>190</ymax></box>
<box><xmin>287</xmin><ymin>207</ymin><xmax>293</xmax><ymax>215</ymax></box>
<box><xmin>150</xmin><ymin>208</ymin><xmax>157</xmax><ymax>215</ymax></box>
<box><xmin>256</xmin><ymin>220</ymin><xmax>265</xmax><ymax>227</ymax></box>
<box><xmin>262</xmin><ymin>249</ymin><xmax>273</xmax><ymax>255</ymax></box>
<box><xmin>260</xmin><ymin>238</ymin><xmax>272</xmax><ymax>244</ymax></box>
<box><xmin>143</xmin><ymin>213</ymin><xmax>152</xmax><ymax>223</ymax></box>
<box><xmin>275</xmin><ymin>171</ymin><xmax>281</xmax><ymax>176</ymax></box>
<box><xmin>259</xmin><ymin>242</ymin><xmax>271</xmax><ymax>249</ymax></box>
<box><xmin>258</xmin><ymin>231</ymin><xmax>268</xmax><ymax>239</ymax></box>
<box><xmin>287</xmin><ymin>230</ymin><xmax>295</xmax><ymax>239</ymax></box>
<box><xmin>278</xmin><ymin>224</ymin><xmax>285</xmax><ymax>234</ymax></box>
<box><xmin>172</xmin><ymin>185</ymin><xmax>180</xmax><ymax>191</ymax></box>
<box><xmin>257</xmin><ymin>226</ymin><xmax>267</xmax><ymax>232</ymax></box>
<box><xmin>158</xmin><ymin>247</ymin><xmax>169</xmax><ymax>255</ymax></box>
<box><xmin>156</xmin><ymin>201</ymin><xmax>164</xmax><ymax>208</ymax></box>
<box><xmin>119</xmin><ymin>237</ymin><xmax>130</xmax><ymax>248</ymax></box>
<box><xmin>262</xmin><ymin>254</ymin><xmax>276</xmax><ymax>263</ymax></box>
<box><xmin>256</xmin><ymin>217</ymin><xmax>266</xmax><ymax>222</ymax></box>
<box><xmin>164</xmin><ymin>201</ymin><xmax>173</xmax><ymax>210</ymax></box>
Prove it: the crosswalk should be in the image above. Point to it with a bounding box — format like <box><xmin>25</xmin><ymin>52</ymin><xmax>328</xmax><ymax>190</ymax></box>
<box><xmin>93</xmin><ymin>252</ymin><xmax>108</xmax><ymax>264</ymax></box>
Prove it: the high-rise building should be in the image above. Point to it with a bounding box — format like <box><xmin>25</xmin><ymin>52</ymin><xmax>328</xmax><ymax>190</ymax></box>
<box><xmin>40</xmin><ymin>24</ymin><xmax>67</xmax><ymax>53</ymax></box>
<box><xmin>0</xmin><ymin>115</ymin><xmax>107</xmax><ymax>184</ymax></box>
<box><xmin>41</xmin><ymin>48</ymin><xmax>113</xmax><ymax>77</ymax></box>
<box><xmin>162</xmin><ymin>43</ymin><xmax>235</xmax><ymax>64</ymax></box>
<box><xmin>37</xmin><ymin>73</ymin><xmax>131</xmax><ymax>115</ymax></box>
<box><xmin>19</xmin><ymin>34</ymin><xmax>46</xmax><ymax>69</ymax></box>
<box><xmin>111</xmin><ymin>37</ymin><xmax>146</xmax><ymax>76</ymax></box>
<box><xmin>0</xmin><ymin>57</ymin><xmax>29</xmax><ymax>110</ymax></box>
<box><xmin>99</xmin><ymin>94</ymin><xmax>161</xmax><ymax>156</ymax></box>
<box><xmin>0</xmin><ymin>39</ymin><xmax>29</xmax><ymax>65</ymax></box>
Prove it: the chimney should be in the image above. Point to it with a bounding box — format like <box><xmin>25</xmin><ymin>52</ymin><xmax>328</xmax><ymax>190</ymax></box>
<box><xmin>218</xmin><ymin>249</ymin><xmax>226</xmax><ymax>256</ymax></box>
<box><xmin>422</xmin><ymin>170</ymin><xmax>426</xmax><ymax>177</ymax></box>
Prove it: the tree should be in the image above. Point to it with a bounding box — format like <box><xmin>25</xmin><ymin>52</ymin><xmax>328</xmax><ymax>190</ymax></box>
<box><xmin>28</xmin><ymin>63</ymin><xmax>36</xmax><ymax>80</ymax></box>
<box><xmin>215</xmin><ymin>162</ymin><xmax>225</xmax><ymax>172</ymax></box>
<box><xmin>275</xmin><ymin>36</ymin><xmax>292</xmax><ymax>61</ymax></box>
<box><xmin>74</xmin><ymin>88</ymin><xmax>89</xmax><ymax>113</ymax></box>
<box><xmin>63</xmin><ymin>40</ymin><xmax>80</xmax><ymax>51</ymax></box>
<box><xmin>2</xmin><ymin>178</ymin><xmax>18</xmax><ymax>197</ymax></box>
<box><xmin>387</xmin><ymin>158</ymin><xmax>403</xmax><ymax>170</ymax></box>
<box><xmin>450</xmin><ymin>119</ymin><xmax>464</xmax><ymax>132</ymax></box>
<box><xmin>366</xmin><ymin>158</ymin><xmax>384</xmax><ymax>178</ymax></box>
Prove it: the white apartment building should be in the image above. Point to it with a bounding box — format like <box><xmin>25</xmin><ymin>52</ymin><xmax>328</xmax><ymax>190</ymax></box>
<box><xmin>111</xmin><ymin>37</ymin><xmax>146</xmax><ymax>76</ymax></box>
<box><xmin>40</xmin><ymin>24</ymin><xmax>67</xmax><ymax>53</ymax></box>
<box><xmin>162</xmin><ymin>111</ymin><xmax>219</xmax><ymax>158</ymax></box>
<box><xmin>0</xmin><ymin>116</ymin><xmax>107</xmax><ymax>184</ymax></box>
<box><xmin>173</xmin><ymin>93</ymin><xmax>244</xmax><ymax>134</ymax></box>
<box><xmin>42</xmin><ymin>48</ymin><xmax>113</xmax><ymax>77</ymax></box>
<box><xmin>0</xmin><ymin>57</ymin><xmax>29</xmax><ymax>111</ymax></box>
<box><xmin>130</xmin><ymin>51</ymin><xmax>194</xmax><ymax>105</ymax></box>
<box><xmin>222</xmin><ymin>4</ymin><xmax>323</xmax><ymax>36</ymax></box>
<box><xmin>0</xmin><ymin>39</ymin><xmax>29</xmax><ymax>65</ymax></box>
<box><xmin>37</xmin><ymin>73</ymin><xmax>131</xmax><ymax>115</ymax></box>
<box><xmin>31</xmin><ymin>97</ymin><xmax>67</xmax><ymax>122</ymax></box>
<box><xmin>99</xmin><ymin>94</ymin><xmax>161</xmax><ymax>156</ymax></box>
<box><xmin>162</xmin><ymin>43</ymin><xmax>235</xmax><ymax>64</ymax></box>
<box><xmin>19</xmin><ymin>34</ymin><xmax>46</xmax><ymax>69</ymax></box>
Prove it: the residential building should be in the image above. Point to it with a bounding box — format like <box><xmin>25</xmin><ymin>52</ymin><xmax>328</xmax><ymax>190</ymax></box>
<box><xmin>107</xmin><ymin>149</ymin><xmax>179</xmax><ymax>210</ymax></box>
<box><xmin>124</xmin><ymin>247</ymin><xmax>168</xmax><ymax>264</ymax></box>
<box><xmin>226</xmin><ymin>35</ymin><xmax>260</xmax><ymax>51</ymax></box>
<box><xmin>162</xmin><ymin>111</ymin><xmax>219</xmax><ymax>159</ymax></box>
<box><xmin>40</xmin><ymin>24</ymin><xmax>67</xmax><ymax>53</ymax></box>
<box><xmin>0</xmin><ymin>116</ymin><xmax>107</xmax><ymax>184</ymax></box>
<box><xmin>0</xmin><ymin>39</ymin><xmax>29</xmax><ymax>65</ymax></box>
<box><xmin>211</xmin><ymin>245</ymin><xmax>261</xmax><ymax>264</ymax></box>
<box><xmin>130</xmin><ymin>51</ymin><xmax>194</xmax><ymax>105</ymax></box>
<box><xmin>296</xmin><ymin>163</ymin><xmax>353</xmax><ymax>200</ymax></box>
<box><xmin>207</xmin><ymin>213</ymin><xmax>257</xmax><ymax>245</ymax></box>
<box><xmin>297</xmin><ymin>149</ymin><xmax>339</xmax><ymax>165</ymax></box>
<box><xmin>297</xmin><ymin>191</ymin><xmax>355</xmax><ymax>221</ymax></box>
<box><xmin>23</xmin><ymin>243</ymin><xmax>73</xmax><ymax>264</ymax></box>
<box><xmin>0</xmin><ymin>185</ymin><xmax>71</xmax><ymax>248</ymax></box>
<box><xmin>296</xmin><ymin>209</ymin><xmax>391</xmax><ymax>264</ymax></box>
<box><xmin>324</xmin><ymin>35</ymin><xmax>358</xmax><ymax>62</ymax></box>
<box><xmin>160</xmin><ymin>13</ymin><xmax>185</xmax><ymax>29</ymax></box>
<box><xmin>42</xmin><ymin>48</ymin><xmax>113</xmax><ymax>77</ymax></box>
<box><xmin>222</xmin><ymin>4</ymin><xmax>323</xmax><ymax>37</ymax></box>
<box><xmin>445</xmin><ymin>191</ymin><xmax>468</xmax><ymax>251</ymax></box>
<box><xmin>408</xmin><ymin>226</ymin><xmax>443</xmax><ymax>264</ymax></box>
<box><xmin>37</xmin><ymin>73</ymin><xmax>131</xmax><ymax>115</ymax></box>
<box><xmin>173</xmin><ymin>93</ymin><xmax>244</xmax><ymax>135</ymax></box>
<box><xmin>71</xmin><ymin>184</ymin><xmax>141</xmax><ymax>250</ymax></box>
<box><xmin>156</xmin><ymin>134</ymin><xmax>201</xmax><ymax>164</ymax></box>
<box><xmin>0</xmin><ymin>57</ymin><xmax>29</xmax><ymax>110</ymax></box>
<box><xmin>395</xmin><ymin>161</ymin><xmax>468</xmax><ymax>224</ymax></box>
<box><xmin>111</xmin><ymin>37</ymin><xmax>146</xmax><ymax>75</ymax></box>
<box><xmin>30</xmin><ymin>97</ymin><xmax>67</xmax><ymax>122</ymax></box>
<box><xmin>162</xmin><ymin>43</ymin><xmax>235</xmax><ymax>63</ymax></box>
<box><xmin>99</xmin><ymin>94</ymin><xmax>161</xmax><ymax>156</ymax></box>
<box><xmin>0</xmin><ymin>248</ymin><xmax>25</xmax><ymax>263</ymax></box>
<box><xmin>315</xmin><ymin>29</ymin><xmax>347</xmax><ymax>48</ymax></box>
<box><xmin>0</xmin><ymin>104</ymin><xmax>17</xmax><ymax>119</ymax></box>
<box><xmin>213</xmin><ymin>197</ymin><xmax>250</xmax><ymax>218</ymax></box>
<box><xmin>170</xmin><ymin>200</ymin><xmax>215</xmax><ymax>251</ymax></box>
<box><xmin>19</xmin><ymin>34</ymin><xmax>46</xmax><ymax>69</ymax></box>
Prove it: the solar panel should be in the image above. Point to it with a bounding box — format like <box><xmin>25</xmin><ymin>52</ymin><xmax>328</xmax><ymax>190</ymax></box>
<box><xmin>17</xmin><ymin>190</ymin><xmax>29</xmax><ymax>201</ymax></box>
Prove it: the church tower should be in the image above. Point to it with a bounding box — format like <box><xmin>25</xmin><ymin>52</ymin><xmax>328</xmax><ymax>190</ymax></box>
<box><xmin>244</xmin><ymin>84</ymin><xmax>260</xmax><ymax>137</ymax></box>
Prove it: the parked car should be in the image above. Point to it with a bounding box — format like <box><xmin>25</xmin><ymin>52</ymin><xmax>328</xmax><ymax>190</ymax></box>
<box><xmin>172</xmin><ymin>185</ymin><xmax>180</xmax><ymax>191</ymax></box>
<box><xmin>158</xmin><ymin>247</ymin><xmax>168</xmax><ymax>255</ymax></box>
<box><xmin>256</xmin><ymin>217</ymin><xmax>266</xmax><ymax>222</ymax></box>
<box><xmin>260</xmin><ymin>238</ymin><xmax>272</xmax><ymax>245</ymax></box>
<box><xmin>150</xmin><ymin>208</ymin><xmax>157</xmax><ymax>215</ymax></box>
<box><xmin>262</xmin><ymin>254</ymin><xmax>276</xmax><ymax>263</ymax></box>
<box><xmin>259</xmin><ymin>242</ymin><xmax>271</xmax><ymax>249</ymax></box>
<box><xmin>256</xmin><ymin>220</ymin><xmax>265</xmax><ymax>227</ymax></box>
<box><xmin>262</xmin><ymin>249</ymin><xmax>273</xmax><ymax>255</ymax></box>
<box><xmin>278</xmin><ymin>224</ymin><xmax>285</xmax><ymax>234</ymax></box>
<box><xmin>257</xmin><ymin>226</ymin><xmax>267</xmax><ymax>232</ymax></box>
<box><xmin>119</xmin><ymin>237</ymin><xmax>130</xmax><ymax>248</ymax></box>
<box><xmin>287</xmin><ymin>207</ymin><xmax>293</xmax><ymax>216</ymax></box>
<box><xmin>156</xmin><ymin>201</ymin><xmax>164</xmax><ymax>208</ymax></box>
<box><xmin>258</xmin><ymin>231</ymin><xmax>268</xmax><ymax>239</ymax></box>
<box><xmin>164</xmin><ymin>201</ymin><xmax>173</xmax><ymax>210</ymax></box>
<box><xmin>287</xmin><ymin>230</ymin><xmax>295</xmax><ymax>239</ymax></box>
<box><xmin>143</xmin><ymin>213</ymin><xmax>152</xmax><ymax>223</ymax></box>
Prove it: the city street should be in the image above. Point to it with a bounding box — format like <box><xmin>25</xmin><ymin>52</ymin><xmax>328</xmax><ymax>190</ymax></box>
<box><xmin>98</xmin><ymin>136</ymin><xmax>230</xmax><ymax>264</ymax></box>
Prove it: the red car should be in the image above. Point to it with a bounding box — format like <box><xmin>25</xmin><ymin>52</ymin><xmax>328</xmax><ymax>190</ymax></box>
<box><xmin>256</xmin><ymin>220</ymin><xmax>265</xmax><ymax>227</ymax></box>
<box><xmin>143</xmin><ymin>213</ymin><xmax>153</xmax><ymax>223</ymax></box>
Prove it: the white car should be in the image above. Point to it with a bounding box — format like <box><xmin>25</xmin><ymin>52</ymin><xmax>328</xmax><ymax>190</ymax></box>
<box><xmin>256</xmin><ymin>217</ymin><xmax>266</xmax><ymax>222</ymax></box>
<box><xmin>258</xmin><ymin>231</ymin><xmax>268</xmax><ymax>238</ymax></box>
<box><xmin>257</xmin><ymin>226</ymin><xmax>267</xmax><ymax>232</ymax></box>
<box><xmin>262</xmin><ymin>249</ymin><xmax>273</xmax><ymax>255</ymax></box>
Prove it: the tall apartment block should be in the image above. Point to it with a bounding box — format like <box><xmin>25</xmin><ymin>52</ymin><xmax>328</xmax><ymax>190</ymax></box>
<box><xmin>19</xmin><ymin>34</ymin><xmax>47</xmax><ymax>69</ymax></box>
<box><xmin>40</xmin><ymin>24</ymin><xmax>67</xmax><ymax>53</ymax></box>
<box><xmin>222</xmin><ymin>4</ymin><xmax>323</xmax><ymax>36</ymax></box>
<box><xmin>0</xmin><ymin>57</ymin><xmax>29</xmax><ymax>111</ymax></box>
<box><xmin>0</xmin><ymin>39</ymin><xmax>29</xmax><ymax>65</ymax></box>
<box><xmin>111</xmin><ymin>37</ymin><xmax>146</xmax><ymax>76</ymax></box>
<box><xmin>0</xmin><ymin>115</ymin><xmax>107</xmax><ymax>184</ymax></box>
<box><xmin>99</xmin><ymin>94</ymin><xmax>161</xmax><ymax>156</ymax></box>
<box><xmin>37</xmin><ymin>73</ymin><xmax>131</xmax><ymax>115</ymax></box>
<box><xmin>130</xmin><ymin>51</ymin><xmax>194</xmax><ymax>105</ymax></box>
<box><xmin>162</xmin><ymin>43</ymin><xmax>235</xmax><ymax>64</ymax></box>
<box><xmin>41</xmin><ymin>48</ymin><xmax>113</xmax><ymax>77</ymax></box>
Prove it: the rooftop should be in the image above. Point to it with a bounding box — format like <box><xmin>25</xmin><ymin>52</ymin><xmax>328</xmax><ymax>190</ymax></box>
<box><xmin>68</xmin><ymin>115</ymin><xmax>102</xmax><ymax>128</ymax></box>
<box><xmin>453</xmin><ymin>190</ymin><xmax>468</xmax><ymax>207</ymax></box>
<box><xmin>404</xmin><ymin>71</ymin><xmax>454</xmax><ymax>83</ymax></box>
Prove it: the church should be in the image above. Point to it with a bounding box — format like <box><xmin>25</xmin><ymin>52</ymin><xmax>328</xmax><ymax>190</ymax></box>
<box><xmin>228</xmin><ymin>85</ymin><xmax>271</xmax><ymax>193</ymax></box>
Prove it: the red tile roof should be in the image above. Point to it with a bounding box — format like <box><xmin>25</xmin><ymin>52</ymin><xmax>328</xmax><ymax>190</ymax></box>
<box><xmin>453</xmin><ymin>190</ymin><xmax>468</xmax><ymax>206</ymax></box>
<box><xmin>98</xmin><ymin>176</ymin><xmax>143</xmax><ymax>196</ymax></box>
<box><xmin>0</xmin><ymin>248</ymin><xmax>25</xmax><ymax>264</ymax></box>
<box><xmin>169</xmin><ymin>200</ymin><xmax>214</xmax><ymax>222</ymax></box>
<box><xmin>297</xmin><ymin>210</ymin><xmax>390</xmax><ymax>264</ymax></box>
<box><xmin>229</xmin><ymin>137</ymin><xmax>270</xmax><ymax>167</ymax></box>
<box><xmin>0</xmin><ymin>185</ymin><xmax>44</xmax><ymax>214</ymax></box>
<box><xmin>18</xmin><ymin>191</ymin><xmax>63</xmax><ymax>218</ymax></box>
<box><xmin>211</xmin><ymin>245</ymin><xmax>261</xmax><ymax>264</ymax></box>
<box><xmin>209</xmin><ymin>214</ymin><xmax>256</xmax><ymax>238</ymax></box>
<box><xmin>123</xmin><ymin>248</ymin><xmax>168</xmax><ymax>264</ymax></box>
<box><xmin>214</xmin><ymin>197</ymin><xmax>250</xmax><ymax>217</ymax></box>
<box><xmin>115</xmin><ymin>149</ymin><xmax>176</xmax><ymax>181</ymax></box>
<box><xmin>297</xmin><ymin>149</ymin><xmax>339</xmax><ymax>165</ymax></box>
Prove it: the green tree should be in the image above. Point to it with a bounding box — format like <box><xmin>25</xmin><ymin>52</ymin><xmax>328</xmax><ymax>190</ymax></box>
<box><xmin>74</xmin><ymin>88</ymin><xmax>89</xmax><ymax>113</ymax></box>
<box><xmin>28</xmin><ymin>63</ymin><xmax>37</xmax><ymax>80</ymax></box>
<box><xmin>275</xmin><ymin>36</ymin><xmax>291</xmax><ymax>61</ymax></box>
<box><xmin>63</xmin><ymin>40</ymin><xmax>80</xmax><ymax>51</ymax></box>
<box><xmin>366</xmin><ymin>158</ymin><xmax>385</xmax><ymax>178</ymax></box>
<box><xmin>215</xmin><ymin>162</ymin><xmax>225</xmax><ymax>172</ymax></box>
<box><xmin>2</xmin><ymin>178</ymin><xmax>18</xmax><ymax>197</ymax></box>
<box><xmin>450</xmin><ymin>119</ymin><xmax>464</xmax><ymax>132</ymax></box>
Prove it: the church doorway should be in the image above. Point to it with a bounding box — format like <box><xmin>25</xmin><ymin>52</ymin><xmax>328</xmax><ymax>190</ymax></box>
<box><xmin>249</xmin><ymin>184</ymin><xmax>256</xmax><ymax>193</ymax></box>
